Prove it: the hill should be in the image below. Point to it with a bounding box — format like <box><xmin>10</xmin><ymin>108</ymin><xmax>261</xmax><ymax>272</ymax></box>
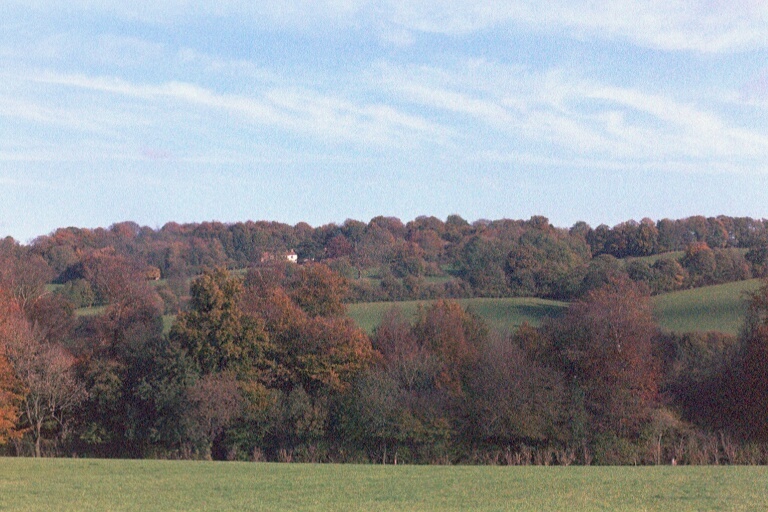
<box><xmin>348</xmin><ymin>297</ymin><xmax>567</xmax><ymax>335</ymax></box>
<box><xmin>653</xmin><ymin>278</ymin><xmax>762</xmax><ymax>335</ymax></box>
<box><xmin>348</xmin><ymin>279</ymin><xmax>764</xmax><ymax>336</ymax></box>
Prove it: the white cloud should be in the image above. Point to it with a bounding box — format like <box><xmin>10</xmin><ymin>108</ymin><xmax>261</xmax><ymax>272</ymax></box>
<box><xmin>378</xmin><ymin>60</ymin><xmax>768</xmax><ymax>171</ymax></box>
<box><xmin>8</xmin><ymin>1</ymin><xmax>767</xmax><ymax>52</ymax></box>
<box><xmin>387</xmin><ymin>1</ymin><xmax>768</xmax><ymax>53</ymax></box>
<box><xmin>2</xmin><ymin>69</ymin><xmax>448</xmax><ymax>163</ymax></box>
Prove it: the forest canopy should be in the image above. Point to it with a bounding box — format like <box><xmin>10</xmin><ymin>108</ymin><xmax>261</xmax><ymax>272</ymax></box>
<box><xmin>0</xmin><ymin>214</ymin><xmax>767</xmax><ymax>463</ymax></box>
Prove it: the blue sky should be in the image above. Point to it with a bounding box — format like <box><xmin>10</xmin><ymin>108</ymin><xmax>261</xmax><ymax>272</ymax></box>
<box><xmin>2</xmin><ymin>1</ymin><xmax>768</xmax><ymax>242</ymax></box>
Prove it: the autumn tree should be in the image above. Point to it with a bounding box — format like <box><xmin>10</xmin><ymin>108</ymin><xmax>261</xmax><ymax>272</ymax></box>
<box><xmin>0</xmin><ymin>294</ymin><xmax>85</xmax><ymax>457</ymax></box>
<box><xmin>0</xmin><ymin>289</ymin><xmax>86</xmax><ymax>456</ymax></box>
<box><xmin>551</xmin><ymin>277</ymin><xmax>659</xmax><ymax>439</ymax></box>
<box><xmin>0</xmin><ymin>241</ymin><xmax>52</xmax><ymax>313</ymax></box>
<box><xmin>243</xmin><ymin>280</ymin><xmax>374</xmax><ymax>394</ymax></box>
<box><xmin>737</xmin><ymin>280</ymin><xmax>768</xmax><ymax>440</ymax></box>
<box><xmin>170</xmin><ymin>267</ymin><xmax>268</xmax><ymax>377</ymax></box>
<box><xmin>0</xmin><ymin>297</ymin><xmax>25</xmax><ymax>446</ymax></box>
<box><xmin>15</xmin><ymin>340</ymin><xmax>86</xmax><ymax>457</ymax></box>
<box><xmin>681</xmin><ymin>242</ymin><xmax>716</xmax><ymax>287</ymax></box>
<box><xmin>462</xmin><ymin>332</ymin><xmax>568</xmax><ymax>449</ymax></box>
<box><xmin>0</xmin><ymin>350</ymin><xmax>23</xmax><ymax>445</ymax></box>
<box><xmin>284</xmin><ymin>262</ymin><xmax>349</xmax><ymax>318</ymax></box>
<box><xmin>412</xmin><ymin>300</ymin><xmax>485</xmax><ymax>396</ymax></box>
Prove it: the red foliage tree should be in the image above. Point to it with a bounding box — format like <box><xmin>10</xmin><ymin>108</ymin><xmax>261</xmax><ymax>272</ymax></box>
<box><xmin>412</xmin><ymin>300</ymin><xmax>485</xmax><ymax>395</ymax></box>
<box><xmin>284</xmin><ymin>263</ymin><xmax>349</xmax><ymax>318</ymax></box>
<box><xmin>554</xmin><ymin>277</ymin><xmax>659</xmax><ymax>437</ymax></box>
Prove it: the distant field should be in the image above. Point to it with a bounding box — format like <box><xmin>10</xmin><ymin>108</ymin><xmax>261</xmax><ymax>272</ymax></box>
<box><xmin>347</xmin><ymin>297</ymin><xmax>567</xmax><ymax>335</ymax></box>
<box><xmin>0</xmin><ymin>458</ymin><xmax>767</xmax><ymax>511</ymax></box>
<box><xmin>349</xmin><ymin>279</ymin><xmax>763</xmax><ymax>336</ymax></box>
<box><xmin>73</xmin><ymin>278</ymin><xmax>764</xmax><ymax>337</ymax></box>
<box><xmin>627</xmin><ymin>248</ymin><xmax>747</xmax><ymax>266</ymax></box>
<box><xmin>653</xmin><ymin>279</ymin><xmax>762</xmax><ymax>335</ymax></box>
<box><xmin>627</xmin><ymin>250</ymin><xmax>685</xmax><ymax>265</ymax></box>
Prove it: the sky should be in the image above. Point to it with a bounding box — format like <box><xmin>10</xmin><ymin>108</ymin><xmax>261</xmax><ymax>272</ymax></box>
<box><xmin>2</xmin><ymin>1</ymin><xmax>768</xmax><ymax>243</ymax></box>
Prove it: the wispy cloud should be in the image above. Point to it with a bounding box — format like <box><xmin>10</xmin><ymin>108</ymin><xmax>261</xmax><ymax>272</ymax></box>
<box><xmin>387</xmin><ymin>1</ymin><xmax>768</xmax><ymax>53</ymax></box>
<box><xmin>379</xmin><ymin>60</ymin><xmax>768</xmax><ymax>171</ymax></box>
<box><xmin>10</xmin><ymin>1</ymin><xmax>768</xmax><ymax>53</ymax></box>
<box><xmin>6</xmin><ymin>54</ymin><xmax>767</xmax><ymax>174</ymax></box>
<box><xmin>2</xmin><ymin>69</ymin><xmax>448</xmax><ymax>163</ymax></box>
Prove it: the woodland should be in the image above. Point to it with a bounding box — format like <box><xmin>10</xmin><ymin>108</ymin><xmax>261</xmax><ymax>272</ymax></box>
<box><xmin>2</xmin><ymin>214</ymin><xmax>768</xmax><ymax>464</ymax></box>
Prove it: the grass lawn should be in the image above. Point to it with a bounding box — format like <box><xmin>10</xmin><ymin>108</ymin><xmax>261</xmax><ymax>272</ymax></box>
<box><xmin>348</xmin><ymin>297</ymin><xmax>567</xmax><ymax>335</ymax></box>
<box><xmin>0</xmin><ymin>459</ymin><xmax>767</xmax><ymax>511</ymax></box>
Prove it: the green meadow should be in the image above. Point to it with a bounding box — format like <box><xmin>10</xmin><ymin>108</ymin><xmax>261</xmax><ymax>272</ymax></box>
<box><xmin>348</xmin><ymin>279</ymin><xmax>764</xmax><ymax>336</ymax></box>
<box><xmin>652</xmin><ymin>279</ymin><xmax>762</xmax><ymax>335</ymax></box>
<box><xmin>78</xmin><ymin>278</ymin><xmax>765</xmax><ymax>337</ymax></box>
<box><xmin>347</xmin><ymin>297</ymin><xmax>568</xmax><ymax>335</ymax></box>
<box><xmin>1</xmin><ymin>458</ymin><xmax>766</xmax><ymax>511</ymax></box>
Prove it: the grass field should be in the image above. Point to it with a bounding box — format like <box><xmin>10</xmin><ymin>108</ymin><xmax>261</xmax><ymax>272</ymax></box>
<box><xmin>348</xmin><ymin>279</ymin><xmax>764</xmax><ymax>336</ymax></box>
<box><xmin>1</xmin><ymin>458</ymin><xmax>767</xmax><ymax>511</ymax></box>
<box><xmin>653</xmin><ymin>279</ymin><xmax>762</xmax><ymax>335</ymax></box>
<box><xmin>73</xmin><ymin>277</ymin><xmax>765</xmax><ymax>337</ymax></box>
<box><xmin>347</xmin><ymin>297</ymin><xmax>568</xmax><ymax>335</ymax></box>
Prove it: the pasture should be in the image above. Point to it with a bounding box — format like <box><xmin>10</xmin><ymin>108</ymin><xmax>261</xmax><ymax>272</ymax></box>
<box><xmin>652</xmin><ymin>279</ymin><xmax>762</xmax><ymax>335</ymax></box>
<box><xmin>76</xmin><ymin>277</ymin><xmax>765</xmax><ymax>337</ymax></box>
<box><xmin>0</xmin><ymin>458</ymin><xmax>766</xmax><ymax>511</ymax></box>
<box><xmin>348</xmin><ymin>279</ymin><xmax>764</xmax><ymax>336</ymax></box>
<box><xmin>347</xmin><ymin>297</ymin><xmax>567</xmax><ymax>335</ymax></box>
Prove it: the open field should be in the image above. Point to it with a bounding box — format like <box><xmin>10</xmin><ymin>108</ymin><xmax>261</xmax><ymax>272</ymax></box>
<box><xmin>74</xmin><ymin>278</ymin><xmax>765</xmax><ymax>336</ymax></box>
<box><xmin>653</xmin><ymin>279</ymin><xmax>762</xmax><ymax>335</ymax></box>
<box><xmin>347</xmin><ymin>297</ymin><xmax>568</xmax><ymax>335</ymax></box>
<box><xmin>1</xmin><ymin>458</ymin><xmax>767</xmax><ymax>511</ymax></box>
<box><xmin>349</xmin><ymin>279</ymin><xmax>764</xmax><ymax>336</ymax></box>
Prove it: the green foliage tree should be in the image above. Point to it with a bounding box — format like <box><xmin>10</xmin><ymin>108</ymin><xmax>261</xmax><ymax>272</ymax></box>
<box><xmin>650</xmin><ymin>257</ymin><xmax>686</xmax><ymax>293</ymax></box>
<box><xmin>505</xmin><ymin>229</ymin><xmax>589</xmax><ymax>299</ymax></box>
<box><xmin>170</xmin><ymin>268</ymin><xmax>268</xmax><ymax>377</ymax></box>
<box><xmin>457</xmin><ymin>236</ymin><xmax>510</xmax><ymax>297</ymax></box>
<box><xmin>746</xmin><ymin>244</ymin><xmax>768</xmax><ymax>278</ymax></box>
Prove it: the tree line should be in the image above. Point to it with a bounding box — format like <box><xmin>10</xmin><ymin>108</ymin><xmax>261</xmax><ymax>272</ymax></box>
<box><xmin>2</xmin><ymin>226</ymin><xmax>768</xmax><ymax>463</ymax></box>
<box><xmin>21</xmin><ymin>215</ymin><xmax>768</xmax><ymax>309</ymax></box>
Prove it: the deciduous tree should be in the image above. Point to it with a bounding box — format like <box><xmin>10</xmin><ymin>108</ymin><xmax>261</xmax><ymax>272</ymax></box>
<box><xmin>170</xmin><ymin>268</ymin><xmax>268</xmax><ymax>377</ymax></box>
<box><xmin>552</xmin><ymin>277</ymin><xmax>659</xmax><ymax>438</ymax></box>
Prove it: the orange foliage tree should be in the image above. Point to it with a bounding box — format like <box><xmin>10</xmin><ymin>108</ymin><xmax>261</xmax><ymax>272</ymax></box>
<box><xmin>0</xmin><ymin>293</ymin><xmax>26</xmax><ymax>445</ymax></box>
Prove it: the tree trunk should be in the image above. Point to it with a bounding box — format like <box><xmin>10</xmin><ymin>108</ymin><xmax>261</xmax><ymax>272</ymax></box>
<box><xmin>34</xmin><ymin>424</ymin><xmax>42</xmax><ymax>458</ymax></box>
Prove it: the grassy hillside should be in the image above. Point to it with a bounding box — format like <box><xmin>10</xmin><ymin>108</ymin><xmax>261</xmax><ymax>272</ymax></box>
<box><xmin>348</xmin><ymin>297</ymin><xmax>567</xmax><ymax>335</ymax></box>
<box><xmin>1</xmin><ymin>458</ymin><xmax>767</xmax><ymax>511</ymax></box>
<box><xmin>653</xmin><ymin>279</ymin><xmax>762</xmax><ymax>335</ymax></box>
<box><xmin>73</xmin><ymin>278</ymin><xmax>764</xmax><ymax>337</ymax></box>
<box><xmin>349</xmin><ymin>279</ymin><xmax>763</xmax><ymax>336</ymax></box>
